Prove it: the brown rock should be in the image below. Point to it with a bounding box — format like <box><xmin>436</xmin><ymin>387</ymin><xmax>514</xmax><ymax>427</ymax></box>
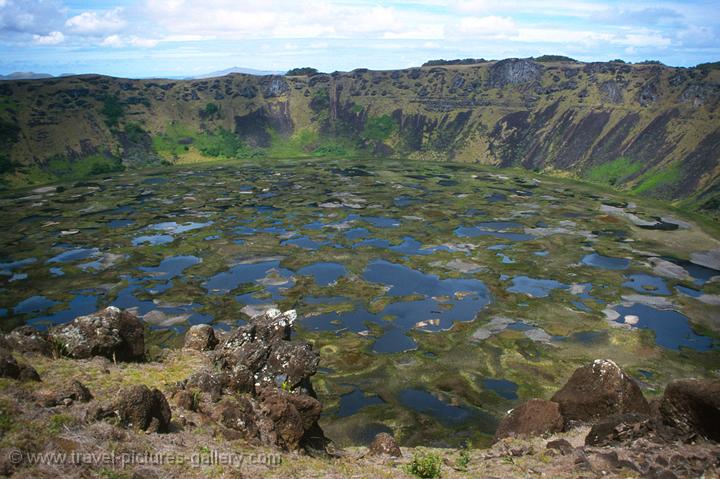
<box><xmin>551</xmin><ymin>359</ymin><xmax>649</xmax><ymax>425</ymax></box>
<box><xmin>659</xmin><ymin>378</ymin><xmax>720</xmax><ymax>441</ymax></box>
<box><xmin>546</xmin><ymin>438</ymin><xmax>573</xmax><ymax>455</ymax></box>
<box><xmin>183</xmin><ymin>324</ymin><xmax>218</xmax><ymax>351</ymax></box>
<box><xmin>114</xmin><ymin>385</ymin><xmax>171</xmax><ymax>433</ymax></box>
<box><xmin>0</xmin><ymin>348</ymin><xmax>40</xmax><ymax>382</ymax></box>
<box><xmin>368</xmin><ymin>432</ymin><xmax>402</xmax><ymax>457</ymax></box>
<box><xmin>40</xmin><ymin>380</ymin><xmax>92</xmax><ymax>407</ymax></box>
<box><xmin>494</xmin><ymin>399</ymin><xmax>564</xmax><ymax>441</ymax></box>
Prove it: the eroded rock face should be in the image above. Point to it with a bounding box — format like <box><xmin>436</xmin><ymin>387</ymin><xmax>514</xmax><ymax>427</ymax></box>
<box><xmin>183</xmin><ymin>324</ymin><xmax>218</xmax><ymax>351</ymax></box>
<box><xmin>659</xmin><ymin>378</ymin><xmax>720</xmax><ymax>442</ymax></box>
<box><xmin>49</xmin><ymin>307</ymin><xmax>144</xmax><ymax>361</ymax></box>
<box><xmin>488</xmin><ymin>59</ymin><xmax>543</xmax><ymax>88</ymax></box>
<box><xmin>551</xmin><ymin>359</ymin><xmax>650</xmax><ymax>425</ymax></box>
<box><xmin>495</xmin><ymin>399</ymin><xmax>564</xmax><ymax>441</ymax></box>
<box><xmin>113</xmin><ymin>385</ymin><xmax>171</xmax><ymax>433</ymax></box>
<box><xmin>368</xmin><ymin>432</ymin><xmax>402</xmax><ymax>457</ymax></box>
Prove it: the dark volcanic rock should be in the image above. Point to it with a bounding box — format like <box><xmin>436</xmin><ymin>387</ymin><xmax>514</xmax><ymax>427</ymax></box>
<box><xmin>368</xmin><ymin>432</ymin><xmax>402</xmax><ymax>457</ymax></box>
<box><xmin>551</xmin><ymin>359</ymin><xmax>650</xmax><ymax>425</ymax></box>
<box><xmin>494</xmin><ymin>399</ymin><xmax>564</xmax><ymax>441</ymax></box>
<box><xmin>585</xmin><ymin>413</ymin><xmax>655</xmax><ymax>446</ymax></box>
<box><xmin>658</xmin><ymin>378</ymin><xmax>720</xmax><ymax>441</ymax></box>
<box><xmin>3</xmin><ymin>326</ymin><xmax>52</xmax><ymax>356</ymax></box>
<box><xmin>0</xmin><ymin>347</ymin><xmax>40</xmax><ymax>381</ymax></box>
<box><xmin>114</xmin><ymin>385</ymin><xmax>171</xmax><ymax>433</ymax></box>
<box><xmin>183</xmin><ymin>324</ymin><xmax>218</xmax><ymax>351</ymax></box>
<box><xmin>186</xmin><ymin>309</ymin><xmax>328</xmax><ymax>452</ymax></box>
<box><xmin>488</xmin><ymin>59</ymin><xmax>543</xmax><ymax>88</ymax></box>
<box><xmin>49</xmin><ymin>307</ymin><xmax>144</xmax><ymax>361</ymax></box>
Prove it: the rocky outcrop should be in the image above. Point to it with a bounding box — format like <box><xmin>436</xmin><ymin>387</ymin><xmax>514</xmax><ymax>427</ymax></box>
<box><xmin>175</xmin><ymin>309</ymin><xmax>327</xmax><ymax>452</ymax></box>
<box><xmin>551</xmin><ymin>359</ymin><xmax>649</xmax><ymax>425</ymax></box>
<box><xmin>585</xmin><ymin>413</ymin><xmax>656</xmax><ymax>446</ymax></box>
<box><xmin>49</xmin><ymin>306</ymin><xmax>144</xmax><ymax>361</ymax></box>
<box><xmin>368</xmin><ymin>432</ymin><xmax>402</xmax><ymax>457</ymax></box>
<box><xmin>183</xmin><ymin>324</ymin><xmax>218</xmax><ymax>351</ymax></box>
<box><xmin>0</xmin><ymin>347</ymin><xmax>40</xmax><ymax>381</ymax></box>
<box><xmin>494</xmin><ymin>399</ymin><xmax>564</xmax><ymax>441</ymax></box>
<box><xmin>658</xmin><ymin>378</ymin><xmax>720</xmax><ymax>441</ymax></box>
<box><xmin>488</xmin><ymin>59</ymin><xmax>543</xmax><ymax>88</ymax></box>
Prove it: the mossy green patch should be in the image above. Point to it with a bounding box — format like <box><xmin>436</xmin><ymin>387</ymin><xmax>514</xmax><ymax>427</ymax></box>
<box><xmin>633</xmin><ymin>164</ymin><xmax>681</xmax><ymax>194</ymax></box>
<box><xmin>584</xmin><ymin>157</ymin><xmax>641</xmax><ymax>186</ymax></box>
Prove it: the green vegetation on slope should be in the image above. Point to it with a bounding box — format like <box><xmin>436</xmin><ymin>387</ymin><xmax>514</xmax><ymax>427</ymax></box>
<box><xmin>363</xmin><ymin>115</ymin><xmax>397</xmax><ymax>141</ymax></box>
<box><xmin>101</xmin><ymin>95</ymin><xmax>124</xmax><ymax>128</ymax></box>
<box><xmin>584</xmin><ymin>157</ymin><xmax>641</xmax><ymax>186</ymax></box>
<box><xmin>634</xmin><ymin>164</ymin><xmax>681</xmax><ymax>194</ymax></box>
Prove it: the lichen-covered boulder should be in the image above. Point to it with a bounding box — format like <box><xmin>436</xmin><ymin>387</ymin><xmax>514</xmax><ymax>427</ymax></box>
<box><xmin>198</xmin><ymin>309</ymin><xmax>327</xmax><ymax>452</ymax></box>
<box><xmin>49</xmin><ymin>307</ymin><xmax>144</xmax><ymax>361</ymax></box>
<box><xmin>183</xmin><ymin>324</ymin><xmax>218</xmax><ymax>351</ymax></box>
<box><xmin>368</xmin><ymin>432</ymin><xmax>402</xmax><ymax>457</ymax></box>
<box><xmin>659</xmin><ymin>378</ymin><xmax>720</xmax><ymax>442</ymax></box>
<box><xmin>551</xmin><ymin>359</ymin><xmax>649</xmax><ymax>425</ymax></box>
<box><xmin>494</xmin><ymin>399</ymin><xmax>564</xmax><ymax>441</ymax></box>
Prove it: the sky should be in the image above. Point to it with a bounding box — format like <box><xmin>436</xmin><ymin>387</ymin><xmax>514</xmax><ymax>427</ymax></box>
<box><xmin>0</xmin><ymin>0</ymin><xmax>718</xmax><ymax>78</ymax></box>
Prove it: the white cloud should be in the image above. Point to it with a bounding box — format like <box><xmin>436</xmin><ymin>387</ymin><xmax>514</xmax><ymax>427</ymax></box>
<box><xmin>457</xmin><ymin>16</ymin><xmax>517</xmax><ymax>38</ymax></box>
<box><xmin>101</xmin><ymin>34</ymin><xmax>158</xmax><ymax>48</ymax></box>
<box><xmin>32</xmin><ymin>30</ymin><xmax>64</xmax><ymax>44</ymax></box>
<box><xmin>65</xmin><ymin>8</ymin><xmax>126</xmax><ymax>34</ymax></box>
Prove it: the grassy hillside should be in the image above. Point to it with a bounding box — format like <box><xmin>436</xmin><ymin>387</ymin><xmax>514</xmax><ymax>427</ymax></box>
<box><xmin>0</xmin><ymin>59</ymin><xmax>718</xmax><ymax>214</ymax></box>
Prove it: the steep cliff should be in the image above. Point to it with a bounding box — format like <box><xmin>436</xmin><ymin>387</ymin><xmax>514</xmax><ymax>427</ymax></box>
<box><xmin>0</xmin><ymin>58</ymin><xmax>718</xmax><ymax>212</ymax></box>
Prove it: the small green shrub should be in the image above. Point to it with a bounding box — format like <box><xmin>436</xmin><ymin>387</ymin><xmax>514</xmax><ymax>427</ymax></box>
<box><xmin>286</xmin><ymin>67</ymin><xmax>319</xmax><ymax>76</ymax></box>
<box><xmin>101</xmin><ymin>95</ymin><xmax>124</xmax><ymax>128</ymax></box>
<box><xmin>405</xmin><ymin>450</ymin><xmax>442</xmax><ymax>479</ymax></box>
<box><xmin>456</xmin><ymin>448</ymin><xmax>470</xmax><ymax>471</ymax></box>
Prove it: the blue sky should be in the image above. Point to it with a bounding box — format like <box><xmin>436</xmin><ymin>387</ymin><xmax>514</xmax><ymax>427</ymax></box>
<box><xmin>1</xmin><ymin>0</ymin><xmax>718</xmax><ymax>77</ymax></box>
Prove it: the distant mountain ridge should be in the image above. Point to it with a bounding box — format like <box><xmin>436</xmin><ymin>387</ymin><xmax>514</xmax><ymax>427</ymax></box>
<box><xmin>0</xmin><ymin>57</ymin><xmax>718</xmax><ymax>215</ymax></box>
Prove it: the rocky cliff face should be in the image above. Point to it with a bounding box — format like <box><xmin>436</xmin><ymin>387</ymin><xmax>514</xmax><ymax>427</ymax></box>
<box><xmin>0</xmin><ymin>59</ymin><xmax>718</xmax><ymax>211</ymax></box>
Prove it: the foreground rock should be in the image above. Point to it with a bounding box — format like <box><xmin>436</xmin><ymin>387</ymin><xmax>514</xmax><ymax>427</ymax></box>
<box><xmin>368</xmin><ymin>432</ymin><xmax>402</xmax><ymax>457</ymax></box>
<box><xmin>176</xmin><ymin>309</ymin><xmax>328</xmax><ymax>452</ymax></box>
<box><xmin>49</xmin><ymin>306</ymin><xmax>144</xmax><ymax>361</ymax></box>
<box><xmin>551</xmin><ymin>359</ymin><xmax>649</xmax><ymax>425</ymax></box>
<box><xmin>495</xmin><ymin>399</ymin><xmax>564</xmax><ymax>441</ymax></box>
<box><xmin>0</xmin><ymin>347</ymin><xmax>40</xmax><ymax>381</ymax></box>
<box><xmin>1</xmin><ymin>326</ymin><xmax>52</xmax><ymax>356</ymax></box>
<box><xmin>183</xmin><ymin>324</ymin><xmax>218</xmax><ymax>351</ymax></box>
<box><xmin>39</xmin><ymin>380</ymin><xmax>93</xmax><ymax>407</ymax></box>
<box><xmin>93</xmin><ymin>385</ymin><xmax>171</xmax><ymax>433</ymax></box>
<box><xmin>659</xmin><ymin>378</ymin><xmax>720</xmax><ymax>442</ymax></box>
